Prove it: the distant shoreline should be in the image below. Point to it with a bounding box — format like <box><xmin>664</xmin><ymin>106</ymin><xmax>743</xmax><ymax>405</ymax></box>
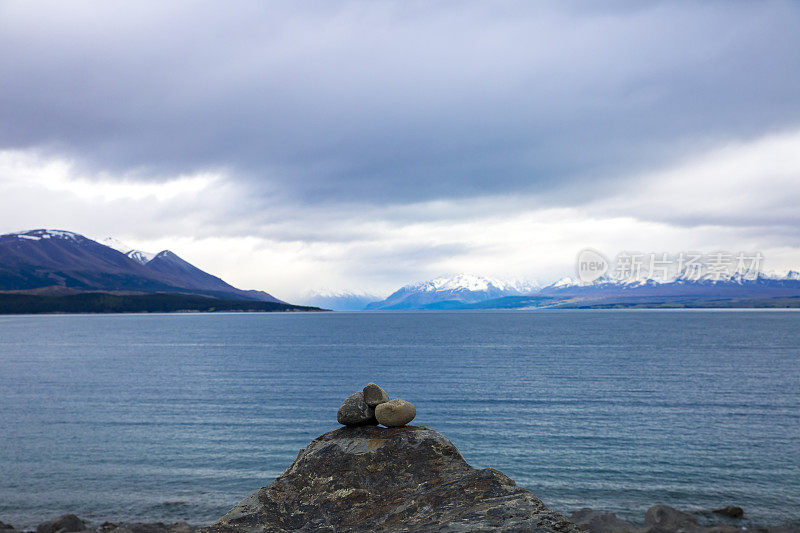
<box><xmin>0</xmin><ymin>292</ymin><xmax>326</xmax><ymax>314</ymax></box>
<box><xmin>4</xmin><ymin>294</ymin><xmax>800</xmax><ymax>314</ymax></box>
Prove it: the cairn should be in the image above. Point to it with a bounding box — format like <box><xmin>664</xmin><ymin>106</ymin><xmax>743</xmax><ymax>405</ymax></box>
<box><xmin>337</xmin><ymin>383</ymin><xmax>416</xmax><ymax>427</ymax></box>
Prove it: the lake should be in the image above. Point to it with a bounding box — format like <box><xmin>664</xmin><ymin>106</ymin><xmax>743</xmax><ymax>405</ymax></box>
<box><xmin>0</xmin><ymin>310</ymin><xmax>798</xmax><ymax>528</ymax></box>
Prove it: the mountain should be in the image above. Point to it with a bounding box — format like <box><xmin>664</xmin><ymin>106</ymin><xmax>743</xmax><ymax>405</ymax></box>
<box><xmin>536</xmin><ymin>272</ymin><xmax>800</xmax><ymax>300</ymax></box>
<box><xmin>1</xmin><ymin>229</ymin><xmax>177</xmax><ymax>293</ymax></box>
<box><xmin>367</xmin><ymin>271</ymin><xmax>800</xmax><ymax>310</ymax></box>
<box><xmin>102</xmin><ymin>236</ymin><xmax>279</xmax><ymax>301</ymax></box>
<box><xmin>300</xmin><ymin>290</ymin><xmax>383</xmax><ymax>311</ymax></box>
<box><xmin>365</xmin><ymin>274</ymin><xmax>539</xmax><ymax>310</ymax></box>
<box><xmin>496</xmin><ymin>271</ymin><xmax>800</xmax><ymax>308</ymax></box>
<box><xmin>0</xmin><ymin>229</ymin><xmax>282</xmax><ymax>303</ymax></box>
<box><xmin>143</xmin><ymin>250</ymin><xmax>282</xmax><ymax>302</ymax></box>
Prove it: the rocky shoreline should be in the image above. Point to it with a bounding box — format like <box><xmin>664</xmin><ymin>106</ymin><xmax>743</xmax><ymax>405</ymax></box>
<box><xmin>3</xmin><ymin>388</ymin><xmax>797</xmax><ymax>532</ymax></box>
<box><xmin>569</xmin><ymin>506</ymin><xmax>800</xmax><ymax>533</ymax></box>
<box><xmin>4</xmin><ymin>503</ymin><xmax>799</xmax><ymax>533</ymax></box>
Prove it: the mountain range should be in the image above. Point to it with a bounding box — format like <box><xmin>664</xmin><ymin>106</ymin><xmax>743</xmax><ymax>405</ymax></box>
<box><xmin>363</xmin><ymin>272</ymin><xmax>800</xmax><ymax>310</ymax></box>
<box><xmin>364</xmin><ymin>274</ymin><xmax>539</xmax><ymax>310</ymax></box>
<box><xmin>3</xmin><ymin>229</ymin><xmax>799</xmax><ymax>312</ymax></box>
<box><xmin>299</xmin><ymin>290</ymin><xmax>384</xmax><ymax>311</ymax></box>
<box><xmin>0</xmin><ymin>229</ymin><xmax>317</xmax><ymax>312</ymax></box>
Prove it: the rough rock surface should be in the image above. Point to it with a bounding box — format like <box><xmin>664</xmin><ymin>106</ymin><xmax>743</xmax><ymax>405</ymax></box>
<box><xmin>362</xmin><ymin>383</ymin><xmax>389</xmax><ymax>407</ymax></box>
<box><xmin>570</xmin><ymin>509</ymin><xmax>637</xmax><ymax>533</ymax></box>
<box><xmin>107</xmin><ymin>523</ymin><xmax>195</xmax><ymax>533</ymax></box>
<box><xmin>374</xmin><ymin>398</ymin><xmax>416</xmax><ymax>427</ymax></box>
<box><xmin>207</xmin><ymin>425</ymin><xmax>578</xmax><ymax>532</ymax></box>
<box><xmin>645</xmin><ymin>505</ymin><xmax>698</xmax><ymax>532</ymax></box>
<box><xmin>336</xmin><ymin>391</ymin><xmax>375</xmax><ymax>426</ymax></box>
<box><xmin>37</xmin><ymin>515</ymin><xmax>87</xmax><ymax>533</ymax></box>
<box><xmin>0</xmin><ymin>521</ymin><xmax>20</xmax><ymax>533</ymax></box>
<box><xmin>573</xmin><ymin>507</ymin><xmax>800</xmax><ymax>533</ymax></box>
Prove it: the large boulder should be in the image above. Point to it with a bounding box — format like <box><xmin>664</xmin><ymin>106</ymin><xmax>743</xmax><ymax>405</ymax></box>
<box><xmin>207</xmin><ymin>425</ymin><xmax>579</xmax><ymax>532</ymax></box>
<box><xmin>109</xmin><ymin>523</ymin><xmax>196</xmax><ymax>533</ymax></box>
<box><xmin>37</xmin><ymin>515</ymin><xmax>87</xmax><ymax>533</ymax></box>
<box><xmin>570</xmin><ymin>509</ymin><xmax>637</xmax><ymax>533</ymax></box>
<box><xmin>644</xmin><ymin>505</ymin><xmax>698</xmax><ymax>532</ymax></box>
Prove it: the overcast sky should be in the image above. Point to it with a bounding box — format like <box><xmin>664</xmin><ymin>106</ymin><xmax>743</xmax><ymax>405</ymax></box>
<box><xmin>2</xmin><ymin>1</ymin><xmax>800</xmax><ymax>300</ymax></box>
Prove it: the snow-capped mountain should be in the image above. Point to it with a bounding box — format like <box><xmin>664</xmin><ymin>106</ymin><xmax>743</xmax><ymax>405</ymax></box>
<box><xmin>530</xmin><ymin>270</ymin><xmax>800</xmax><ymax>306</ymax></box>
<box><xmin>538</xmin><ymin>270</ymin><xmax>800</xmax><ymax>294</ymax></box>
<box><xmin>1</xmin><ymin>229</ymin><xmax>164</xmax><ymax>292</ymax></box>
<box><xmin>365</xmin><ymin>274</ymin><xmax>539</xmax><ymax>310</ymax></box>
<box><xmin>361</xmin><ymin>269</ymin><xmax>800</xmax><ymax>310</ymax></box>
<box><xmin>10</xmin><ymin>229</ymin><xmax>83</xmax><ymax>242</ymax></box>
<box><xmin>101</xmin><ymin>237</ymin><xmax>157</xmax><ymax>265</ymax></box>
<box><xmin>0</xmin><ymin>229</ymin><xmax>281</xmax><ymax>303</ymax></box>
<box><xmin>405</xmin><ymin>273</ymin><xmax>538</xmax><ymax>294</ymax></box>
<box><xmin>300</xmin><ymin>290</ymin><xmax>383</xmax><ymax>311</ymax></box>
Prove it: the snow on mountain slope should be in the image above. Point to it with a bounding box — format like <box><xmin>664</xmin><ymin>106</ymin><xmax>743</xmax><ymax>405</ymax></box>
<box><xmin>101</xmin><ymin>237</ymin><xmax>156</xmax><ymax>264</ymax></box>
<box><xmin>126</xmin><ymin>250</ymin><xmax>156</xmax><ymax>264</ymax></box>
<box><xmin>766</xmin><ymin>269</ymin><xmax>800</xmax><ymax>281</ymax></box>
<box><xmin>363</xmin><ymin>269</ymin><xmax>800</xmax><ymax>310</ymax></box>
<box><xmin>406</xmin><ymin>273</ymin><xmax>539</xmax><ymax>294</ymax></box>
<box><xmin>537</xmin><ymin>269</ymin><xmax>800</xmax><ymax>300</ymax></box>
<box><xmin>0</xmin><ymin>229</ymin><xmax>175</xmax><ymax>292</ymax></box>
<box><xmin>0</xmin><ymin>229</ymin><xmax>283</xmax><ymax>302</ymax></box>
<box><xmin>9</xmin><ymin>229</ymin><xmax>84</xmax><ymax>242</ymax></box>
<box><xmin>300</xmin><ymin>290</ymin><xmax>383</xmax><ymax>311</ymax></box>
<box><xmin>365</xmin><ymin>274</ymin><xmax>540</xmax><ymax>310</ymax></box>
<box><xmin>101</xmin><ymin>236</ymin><xmax>131</xmax><ymax>253</ymax></box>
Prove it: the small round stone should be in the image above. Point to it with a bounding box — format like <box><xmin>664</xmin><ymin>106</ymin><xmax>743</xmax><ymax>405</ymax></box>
<box><xmin>375</xmin><ymin>399</ymin><xmax>416</xmax><ymax>427</ymax></box>
<box><xmin>362</xmin><ymin>383</ymin><xmax>389</xmax><ymax>407</ymax></box>
<box><xmin>337</xmin><ymin>391</ymin><xmax>376</xmax><ymax>426</ymax></box>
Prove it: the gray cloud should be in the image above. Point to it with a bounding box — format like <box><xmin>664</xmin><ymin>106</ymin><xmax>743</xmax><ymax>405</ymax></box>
<box><xmin>3</xmin><ymin>0</ymin><xmax>800</xmax><ymax>297</ymax></box>
<box><xmin>2</xmin><ymin>1</ymin><xmax>800</xmax><ymax>208</ymax></box>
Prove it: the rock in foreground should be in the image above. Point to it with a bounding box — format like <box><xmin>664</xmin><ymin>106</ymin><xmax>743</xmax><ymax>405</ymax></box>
<box><xmin>336</xmin><ymin>391</ymin><xmax>375</xmax><ymax>426</ymax></box>
<box><xmin>571</xmin><ymin>505</ymin><xmax>800</xmax><ymax>533</ymax></box>
<box><xmin>362</xmin><ymin>383</ymin><xmax>389</xmax><ymax>407</ymax></box>
<box><xmin>569</xmin><ymin>509</ymin><xmax>637</xmax><ymax>533</ymax></box>
<box><xmin>374</xmin><ymin>398</ymin><xmax>416</xmax><ymax>427</ymax></box>
<box><xmin>209</xmin><ymin>426</ymin><xmax>578</xmax><ymax>532</ymax></box>
<box><xmin>645</xmin><ymin>505</ymin><xmax>699</xmax><ymax>531</ymax></box>
<box><xmin>36</xmin><ymin>515</ymin><xmax>87</xmax><ymax>533</ymax></box>
<box><xmin>712</xmin><ymin>506</ymin><xmax>744</xmax><ymax>519</ymax></box>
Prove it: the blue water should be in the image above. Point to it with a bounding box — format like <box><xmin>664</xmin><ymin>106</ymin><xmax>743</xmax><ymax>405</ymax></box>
<box><xmin>0</xmin><ymin>310</ymin><xmax>798</xmax><ymax>529</ymax></box>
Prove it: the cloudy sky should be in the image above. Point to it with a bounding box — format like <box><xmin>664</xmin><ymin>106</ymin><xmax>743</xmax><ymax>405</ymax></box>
<box><xmin>2</xmin><ymin>1</ymin><xmax>800</xmax><ymax>300</ymax></box>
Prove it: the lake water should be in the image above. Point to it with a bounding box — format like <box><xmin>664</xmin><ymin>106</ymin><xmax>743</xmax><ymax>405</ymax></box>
<box><xmin>0</xmin><ymin>310</ymin><xmax>798</xmax><ymax>529</ymax></box>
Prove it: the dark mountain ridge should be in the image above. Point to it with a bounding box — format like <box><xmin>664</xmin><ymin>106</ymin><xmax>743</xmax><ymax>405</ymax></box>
<box><xmin>143</xmin><ymin>250</ymin><xmax>280</xmax><ymax>302</ymax></box>
<box><xmin>0</xmin><ymin>229</ymin><xmax>281</xmax><ymax>303</ymax></box>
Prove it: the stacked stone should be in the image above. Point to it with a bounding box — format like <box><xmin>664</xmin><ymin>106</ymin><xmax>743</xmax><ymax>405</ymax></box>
<box><xmin>337</xmin><ymin>383</ymin><xmax>416</xmax><ymax>428</ymax></box>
